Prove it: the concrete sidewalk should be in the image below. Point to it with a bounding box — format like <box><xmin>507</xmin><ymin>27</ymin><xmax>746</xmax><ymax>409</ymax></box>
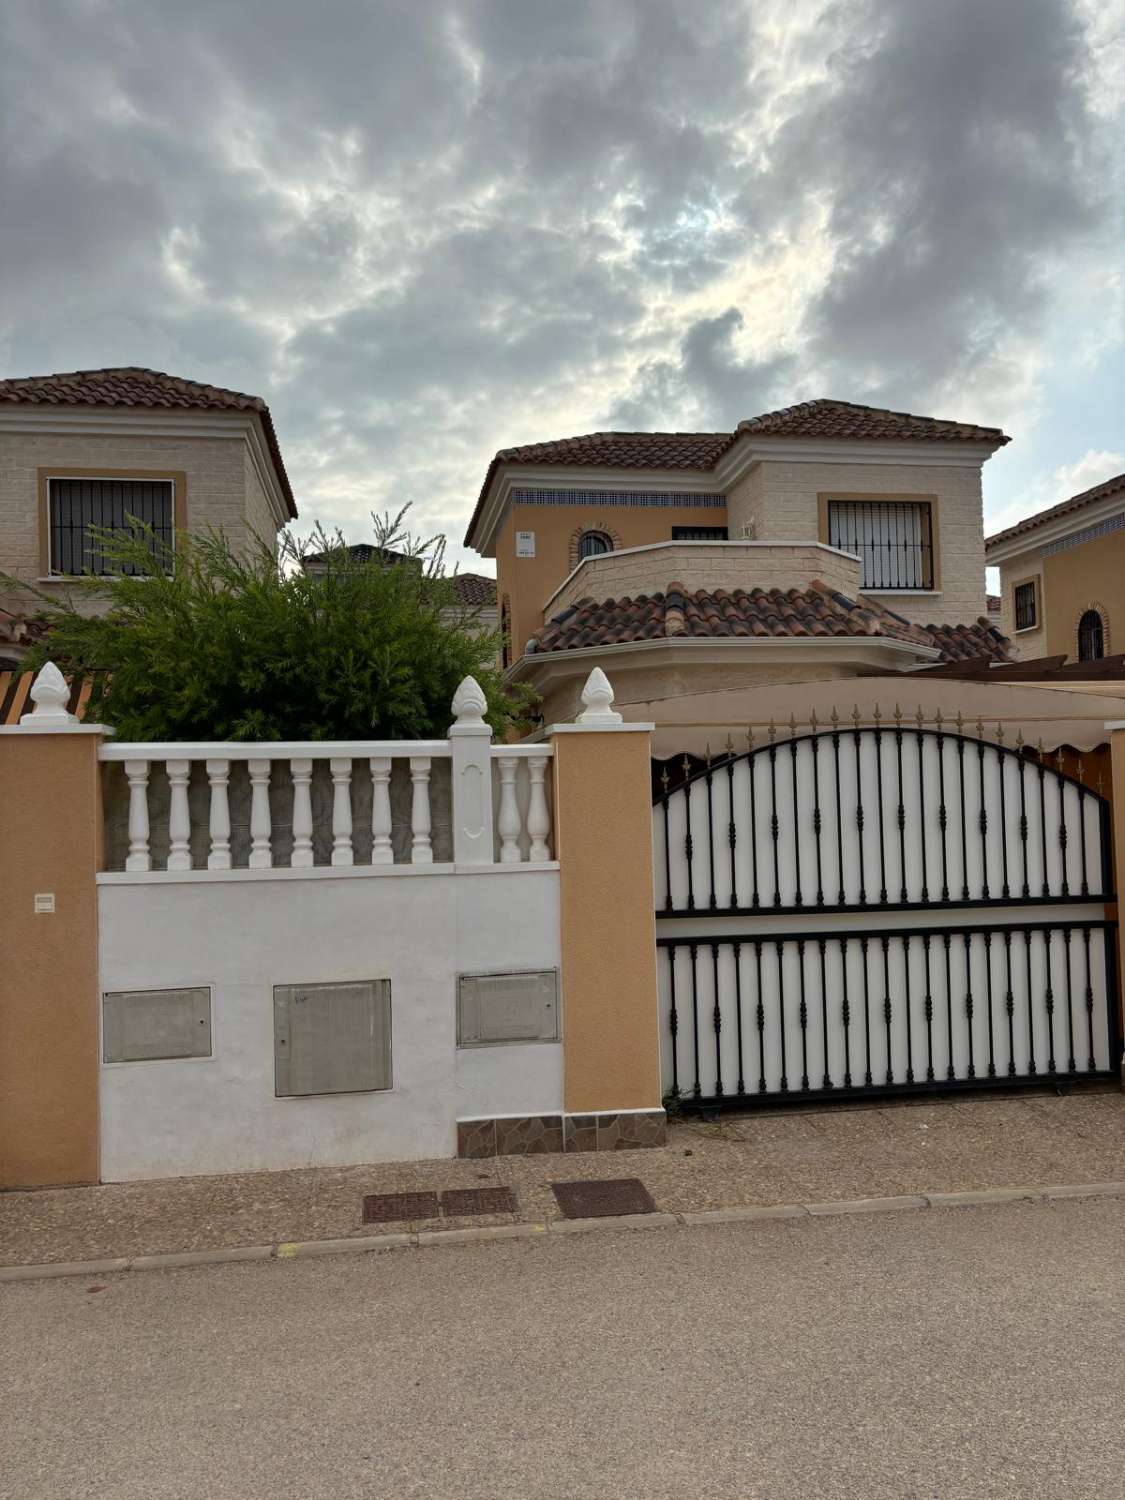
<box><xmin>2</xmin><ymin>1089</ymin><xmax>1123</xmax><ymax>1270</ymax></box>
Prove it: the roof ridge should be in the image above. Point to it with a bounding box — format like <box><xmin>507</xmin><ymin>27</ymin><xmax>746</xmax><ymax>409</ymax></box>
<box><xmin>985</xmin><ymin>469</ymin><xmax>1125</xmax><ymax>550</ymax></box>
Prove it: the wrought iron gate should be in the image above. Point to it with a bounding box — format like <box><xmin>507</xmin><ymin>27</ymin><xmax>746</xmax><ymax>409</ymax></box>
<box><xmin>653</xmin><ymin>721</ymin><xmax>1121</xmax><ymax>1106</ymax></box>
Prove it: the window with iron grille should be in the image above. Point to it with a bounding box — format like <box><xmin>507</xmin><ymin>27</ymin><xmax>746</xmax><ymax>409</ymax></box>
<box><xmin>1077</xmin><ymin>609</ymin><xmax>1105</xmax><ymax>661</ymax></box>
<box><xmin>1014</xmin><ymin>580</ymin><xmax>1038</xmax><ymax>631</ymax></box>
<box><xmin>48</xmin><ymin>477</ymin><xmax>175</xmax><ymax>576</ymax></box>
<box><xmin>577</xmin><ymin>530</ymin><xmax>612</xmax><ymax>559</ymax></box>
<box><xmin>826</xmin><ymin>499</ymin><xmax>934</xmax><ymax>590</ymax></box>
<box><xmin>671</xmin><ymin>525</ymin><xmax>729</xmax><ymax>541</ymax></box>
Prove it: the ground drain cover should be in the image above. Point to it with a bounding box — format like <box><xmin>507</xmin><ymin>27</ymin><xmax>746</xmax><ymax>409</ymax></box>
<box><xmin>440</xmin><ymin>1187</ymin><xmax>517</xmax><ymax>1216</ymax></box>
<box><xmin>551</xmin><ymin>1178</ymin><xmax>656</xmax><ymax>1219</ymax></box>
<box><xmin>362</xmin><ymin>1191</ymin><xmax>439</xmax><ymax>1223</ymax></box>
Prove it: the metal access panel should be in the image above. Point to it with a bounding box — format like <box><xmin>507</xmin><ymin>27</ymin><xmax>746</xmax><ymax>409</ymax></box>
<box><xmin>274</xmin><ymin>979</ymin><xmax>392</xmax><ymax>1097</ymax></box>
<box><xmin>103</xmin><ymin>987</ymin><xmax>212</xmax><ymax>1063</ymax></box>
<box><xmin>457</xmin><ymin>970</ymin><xmax>559</xmax><ymax>1046</ymax></box>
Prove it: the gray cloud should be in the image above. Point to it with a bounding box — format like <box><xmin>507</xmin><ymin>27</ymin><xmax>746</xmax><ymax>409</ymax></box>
<box><xmin>0</xmin><ymin>0</ymin><xmax>1119</xmax><ymax>563</ymax></box>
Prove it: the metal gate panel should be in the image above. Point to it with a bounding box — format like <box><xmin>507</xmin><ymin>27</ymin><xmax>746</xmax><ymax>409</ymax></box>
<box><xmin>654</xmin><ymin>727</ymin><xmax>1120</xmax><ymax>1107</ymax></box>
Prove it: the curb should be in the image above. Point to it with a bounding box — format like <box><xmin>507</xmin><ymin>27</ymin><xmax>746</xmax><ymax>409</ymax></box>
<box><xmin>3</xmin><ymin>1179</ymin><xmax>1124</xmax><ymax>1284</ymax></box>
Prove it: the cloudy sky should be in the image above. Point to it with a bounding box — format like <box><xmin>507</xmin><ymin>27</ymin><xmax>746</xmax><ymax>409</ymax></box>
<box><xmin>2</xmin><ymin>0</ymin><xmax>1122</xmax><ymax>573</ymax></box>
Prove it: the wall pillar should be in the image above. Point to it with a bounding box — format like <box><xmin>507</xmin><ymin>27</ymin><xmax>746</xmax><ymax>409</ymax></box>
<box><xmin>0</xmin><ymin>666</ymin><xmax>105</xmax><ymax>1187</ymax></box>
<box><xmin>550</xmin><ymin>670</ymin><xmax>664</xmax><ymax>1142</ymax></box>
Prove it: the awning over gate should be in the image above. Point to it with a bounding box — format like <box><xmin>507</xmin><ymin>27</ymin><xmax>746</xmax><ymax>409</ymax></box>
<box><xmin>614</xmin><ymin>676</ymin><xmax>1125</xmax><ymax>759</ymax></box>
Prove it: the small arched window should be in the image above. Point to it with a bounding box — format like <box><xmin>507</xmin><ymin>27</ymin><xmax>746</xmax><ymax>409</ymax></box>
<box><xmin>1077</xmin><ymin>609</ymin><xmax>1105</xmax><ymax>662</ymax></box>
<box><xmin>577</xmin><ymin>530</ymin><xmax>612</xmax><ymax>560</ymax></box>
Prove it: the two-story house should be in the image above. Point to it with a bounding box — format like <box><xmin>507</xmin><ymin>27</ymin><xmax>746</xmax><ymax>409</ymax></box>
<box><xmin>985</xmin><ymin>470</ymin><xmax>1125</xmax><ymax>665</ymax></box>
<box><xmin>0</xmin><ymin>367</ymin><xmax>296</xmax><ymax>664</ymax></box>
<box><xmin>464</xmin><ymin>399</ymin><xmax>1014</xmax><ymax>724</ymax></box>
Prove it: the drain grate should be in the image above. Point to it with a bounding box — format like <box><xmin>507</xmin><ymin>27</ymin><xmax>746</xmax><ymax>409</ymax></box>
<box><xmin>550</xmin><ymin>1178</ymin><xmax>657</xmax><ymax>1219</ymax></box>
<box><xmin>362</xmin><ymin>1191</ymin><xmax>440</xmax><ymax>1224</ymax></box>
<box><xmin>440</xmin><ymin>1186</ymin><xmax>517</xmax><ymax>1217</ymax></box>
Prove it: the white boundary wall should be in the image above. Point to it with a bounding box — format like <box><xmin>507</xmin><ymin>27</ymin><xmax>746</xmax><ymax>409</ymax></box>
<box><xmin>98</xmin><ymin>866</ymin><xmax>561</xmax><ymax>1180</ymax></box>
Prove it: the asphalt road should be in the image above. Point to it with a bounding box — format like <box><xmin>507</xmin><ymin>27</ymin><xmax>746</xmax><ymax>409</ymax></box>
<box><xmin>3</xmin><ymin>1198</ymin><xmax>1123</xmax><ymax>1500</ymax></box>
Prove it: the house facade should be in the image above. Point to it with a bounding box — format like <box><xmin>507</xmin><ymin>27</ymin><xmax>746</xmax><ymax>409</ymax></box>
<box><xmin>985</xmin><ymin>470</ymin><xmax>1125</xmax><ymax>665</ymax></box>
<box><xmin>0</xmin><ymin>367</ymin><xmax>296</xmax><ymax>662</ymax></box>
<box><xmin>465</xmin><ymin>399</ymin><xmax>1012</xmax><ymax>724</ymax></box>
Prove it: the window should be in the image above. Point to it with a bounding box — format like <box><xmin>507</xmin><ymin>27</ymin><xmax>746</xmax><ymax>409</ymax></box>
<box><xmin>671</xmin><ymin>525</ymin><xmax>729</xmax><ymax>541</ymax></box>
<box><xmin>274</xmin><ymin>979</ymin><xmax>392</xmax><ymax>1097</ymax></box>
<box><xmin>577</xmin><ymin>530</ymin><xmax>612</xmax><ymax>559</ymax></box>
<box><xmin>1077</xmin><ymin>609</ymin><xmax>1105</xmax><ymax>662</ymax></box>
<box><xmin>48</xmin><ymin>476</ymin><xmax>175</xmax><ymax>575</ymax></box>
<box><xmin>1014</xmin><ymin>580</ymin><xmax>1038</xmax><ymax>631</ymax></box>
<box><xmin>826</xmin><ymin>499</ymin><xmax>934</xmax><ymax>590</ymax></box>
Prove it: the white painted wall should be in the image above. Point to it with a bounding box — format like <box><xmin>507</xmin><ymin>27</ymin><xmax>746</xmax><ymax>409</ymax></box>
<box><xmin>98</xmin><ymin>866</ymin><xmax>561</xmax><ymax>1181</ymax></box>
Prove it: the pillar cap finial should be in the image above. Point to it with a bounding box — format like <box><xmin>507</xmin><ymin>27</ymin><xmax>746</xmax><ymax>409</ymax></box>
<box><xmin>577</xmin><ymin>667</ymin><xmax>623</xmax><ymax>725</ymax></box>
<box><xmin>451</xmin><ymin>675</ymin><xmax>488</xmax><ymax>727</ymax></box>
<box><xmin>19</xmin><ymin>662</ymin><xmax>77</xmax><ymax>725</ymax></box>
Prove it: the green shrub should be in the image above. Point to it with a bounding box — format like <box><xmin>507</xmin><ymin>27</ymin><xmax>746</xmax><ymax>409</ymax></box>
<box><xmin>6</xmin><ymin>510</ymin><xmax>534</xmax><ymax>741</ymax></box>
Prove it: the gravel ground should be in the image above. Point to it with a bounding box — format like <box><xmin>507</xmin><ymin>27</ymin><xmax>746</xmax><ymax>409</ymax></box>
<box><xmin>2</xmin><ymin>1089</ymin><xmax>1123</xmax><ymax>1266</ymax></box>
<box><xmin>3</xmin><ymin>1196</ymin><xmax>1123</xmax><ymax>1499</ymax></box>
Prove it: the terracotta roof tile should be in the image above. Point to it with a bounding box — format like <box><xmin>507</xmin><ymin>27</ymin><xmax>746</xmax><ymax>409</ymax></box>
<box><xmin>529</xmin><ymin>581</ymin><xmax>1010</xmax><ymax>664</ymax></box>
<box><xmin>985</xmin><ymin>470</ymin><xmax>1125</xmax><ymax>550</ymax></box>
<box><xmin>466</xmin><ymin>399</ymin><xmax>1009</xmax><ymax>546</ymax></box>
<box><xmin>0</xmin><ymin>366</ymin><xmax>296</xmax><ymax>518</ymax></box>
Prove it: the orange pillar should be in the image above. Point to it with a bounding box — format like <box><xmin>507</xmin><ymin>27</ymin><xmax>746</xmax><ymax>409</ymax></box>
<box><xmin>1107</xmin><ymin>725</ymin><xmax>1125</xmax><ymax>1080</ymax></box>
<box><xmin>0</xmin><ymin>682</ymin><xmax>104</xmax><ymax>1187</ymax></box>
<box><xmin>551</xmin><ymin>671</ymin><xmax>663</xmax><ymax>1131</ymax></box>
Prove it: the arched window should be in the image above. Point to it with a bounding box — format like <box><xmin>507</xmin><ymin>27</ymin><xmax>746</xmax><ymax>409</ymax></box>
<box><xmin>1077</xmin><ymin>609</ymin><xmax>1105</xmax><ymax>662</ymax></box>
<box><xmin>577</xmin><ymin>530</ymin><xmax>612</xmax><ymax>560</ymax></box>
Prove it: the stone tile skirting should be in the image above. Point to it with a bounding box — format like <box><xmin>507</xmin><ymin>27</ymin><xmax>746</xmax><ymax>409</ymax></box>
<box><xmin>457</xmin><ymin>1109</ymin><xmax>667</xmax><ymax>1159</ymax></box>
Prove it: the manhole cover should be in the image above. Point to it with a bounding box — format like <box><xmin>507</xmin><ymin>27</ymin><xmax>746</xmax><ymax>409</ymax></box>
<box><xmin>551</xmin><ymin>1178</ymin><xmax>657</xmax><ymax>1219</ymax></box>
<box><xmin>362</xmin><ymin>1191</ymin><xmax>439</xmax><ymax>1224</ymax></box>
<box><xmin>441</xmin><ymin>1186</ymin><xmax>517</xmax><ymax>1217</ymax></box>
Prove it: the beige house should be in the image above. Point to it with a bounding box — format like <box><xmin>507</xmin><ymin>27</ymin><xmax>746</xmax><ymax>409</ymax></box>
<box><xmin>465</xmin><ymin>399</ymin><xmax>1013</xmax><ymax>724</ymax></box>
<box><xmin>301</xmin><ymin>541</ymin><xmax>498</xmax><ymax>634</ymax></box>
<box><xmin>0</xmin><ymin>366</ymin><xmax>296</xmax><ymax>662</ymax></box>
<box><xmin>985</xmin><ymin>470</ymin><xmax>1125</xmax><ymax>665</ymax></box>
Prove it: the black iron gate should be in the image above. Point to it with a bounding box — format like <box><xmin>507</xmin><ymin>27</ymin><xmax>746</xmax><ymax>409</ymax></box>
<box><xmin>653</xmin><ymin>721</ymin><xmax>1121</xmax><ymax>1107</ymax></box>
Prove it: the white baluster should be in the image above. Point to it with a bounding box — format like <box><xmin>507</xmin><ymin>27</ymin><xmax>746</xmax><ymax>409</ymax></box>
<box><xmin>205</xmin><ymin>759</ymin><xmax>231</xmax><ymax>870</ymax></box>
<box><xmin>248</xmin><ymin>759</ymin><xmax>273</xmax><ymax>869</ymax></box>
<box><xmin>124</xmin><ymin>760</ymin><xmax>151</xmax><ymax>873</ymax></box>
<box><xmin>290</xmin><ymin>758</ymin><xmax>314</xmax><ymax>868</ymax></box>
<box><xmin>527</xmin><ymin>754</ymin><xmax>551</xmax><ymax>862</ymax></box>
<box><xmin>370</xmin><ymin>757</ymin><xmax>393</xmax><ymax>864</ymax></box>
<box><xmin>166</xmin><ymin>759</ymin><xmax>192</xmax><ymax>871</ymax></box>
<box><xmin>330</xmin><ymin>758</ymin><xmax>354</xmax><ymax>866</ymax></box>
<box><xmin>409</xmin><ymin>756</ymin><xmax>432</xmax><ymax>864</ymax></box>
<box><xmin>497</xmin><ymin>756</ymin><xmax>521</xmax><ymax>863</ymax></box>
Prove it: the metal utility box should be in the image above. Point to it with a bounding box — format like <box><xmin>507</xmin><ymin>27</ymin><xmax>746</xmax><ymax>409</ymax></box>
<box><xmin>103</xmin><ymin>987</ymin><xmax>212</xmax><ymax>1063</ymax></box>
<box><xmin>274</xmin><ymin>979</ymin><xmax>392</xmax><ymax>1096</ymax></box>
<box><xmin>457</xmin><ymin>969</ymin><xmax>559</xmax><ymax>1046</ymax></box>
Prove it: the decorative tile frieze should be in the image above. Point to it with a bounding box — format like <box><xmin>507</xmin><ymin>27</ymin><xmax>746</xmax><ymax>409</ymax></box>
<box><xmin>456</xmin><ymin>1110</ymin><xmax>667</xmax><ymax>1158</ymax></box>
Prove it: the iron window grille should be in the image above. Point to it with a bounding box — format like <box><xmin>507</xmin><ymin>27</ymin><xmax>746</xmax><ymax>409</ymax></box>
<box><xmin>577</xmin><ymin>530</ymin><xmax>612</xmax><ymax>559</ymax></box>
<box><xmin>1077</xmin><ymin>609</ymin><xmax>1105</xmax><ymax>661</ymax></box>
<box><xmin>1014</xmin><ymin>581</ymin><xmax>1038</xmax><ymax>631</ymax></box>
<box><xmin>48</xmin><ymin>477</ymin><xmax>174</xmax><ymax>576</ymax></box>
<box><xmin>671</xmin><ymin>525</ymin><xmax>729</xmax><ymax>541</ymax></box>
<box><xmin>826</xmin><ymin>499</ymin><xmax>934</xmax><ymax>590</ymax></box>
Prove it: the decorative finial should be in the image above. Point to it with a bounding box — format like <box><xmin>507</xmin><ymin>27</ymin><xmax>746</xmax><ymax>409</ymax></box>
<box><xmin>1056</xmin><ymin>747</ymin><xmax>1065</xmax><ymax>771</ymax></box>
<box><xmin>704</xmin><ymin>741</ymin><xmax>712</xmax><ymax>768</ymax></box>
<box><xmin>19</xmin><ymin>662</ymin><xmax>76</xmax><ymax>725</ymax></box>
<box><xmin>995</xmin><ymin>722</ymin><xmax>1005</xmax><ymax>745</ymax></box>
<box><xmin>1076</xmin><ymin>756</ymin><xmax>1084</xmax><ymax>784</ymax></box>
<box><xmin>852</xmin><ymin>705</ymin><xmax>861</xmax><ymax>728</ymax></box>
<box><xmin>1015</xmin><ymin>728</ymin><xmax>1024</xmax><ymax>751</ymax></box>
<box><xmin>746</xmin><ymin>725</ymin><xmax>755</xmax><ymax>751</ymax></box>
<box><xmin>872</xmin><ymin>702</ymin><xmax>882</xmax><ymax>725</ymax></box>
<box><xmin>788</xmin><ymin>712</ymin><xmax>798</xmax><ymax>739</ymax></box>
<box><xmin>724</xmin><ymin>734</ymin><xmax>735</xmax><ymax>756</ymax></box>
<box><xmin>451</xmin><ymin>675</ymin><xmax>488</xmax><ymax>727</ymax></box>
<box><xmin>830</xmin><ymin>706</ymin><xmax>840</xmax><ymax>731</ymax></box>
<box><xmin>660</xmin><ymin>765</ymin><xmax>670</xmax><ymax>793</ymax></box>
<box><xmin>935</xmin><ymin>708</ymin><xmax>944</xmax><ymax>729</ymax></box>
<box><xmin>810</xmin><ymin>708</ymin><xmax>819</xmax><ymax>733</ymax></box>
<box><xmin>577</xmin><ymin>667</ymin><xmax>622</xmax><ymax>724</ymax></box>
<box><xmin>893</xmin><ymin>703</ymin><xmax>903</xmax><ymax>729</ymax></box>
<box><xmin>955</xmin><ymin>710</ymin><xmax>964</xmax><ymax>733</ymax></box>
<box><xmin>768</xmin><ymin>718</ymin><xmax>777</xmax><ymax>744</ymax></box>
<box><xmin>975</xmin><ymin>716</ymin><xmax>984</xmax><ymax>740</ymax></box>
<box><xmin>915</xmin><ymin>705</ymin><xmax>925</xmax><ymax>729</ymax></box>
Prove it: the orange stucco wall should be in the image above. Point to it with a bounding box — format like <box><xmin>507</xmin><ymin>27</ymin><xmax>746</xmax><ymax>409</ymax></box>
<box><xmin>1043</xmin><ymin>529</ymin><xmax>1125</xmax><ymax>660</ymax></box>
<box><xmin>496</xmin><ymin>499</ymin><xmax>726</xmax><ymax>660</ymax></box>
<box><xmin>551</xmin><ymin>728</ymin><xmax>662</xmax><ymax>1112</ymax></box>
<box><xmin>0</xmin><ymin>730</ymin><xmax>103</xmax><ymax>1187</ymax></box>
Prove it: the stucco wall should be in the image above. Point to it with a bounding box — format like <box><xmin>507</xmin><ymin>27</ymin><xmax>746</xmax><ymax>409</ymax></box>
<box><xmin>547</xmin><ymin>542</ymin><xmax>861</xmax><ymax>618</ymax></box>
<box><xmin>728</xmin><ymin>459</ymin><xmax>988</xmax><ymax>627</ymax></box>
<box><xmin>997</xmin><ymin>552</ymin><xmax>1047</xmax><ymax>661</ymax></box>
<box><xmin>1042</xmin><ymin>529</ymin><xmax>1124</xmax><ymax>660</ymax></box>
<box><xmin>98</xmin><ymin>867</ymin><xmax>562</xmax><ymax>1180</ymax></box>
